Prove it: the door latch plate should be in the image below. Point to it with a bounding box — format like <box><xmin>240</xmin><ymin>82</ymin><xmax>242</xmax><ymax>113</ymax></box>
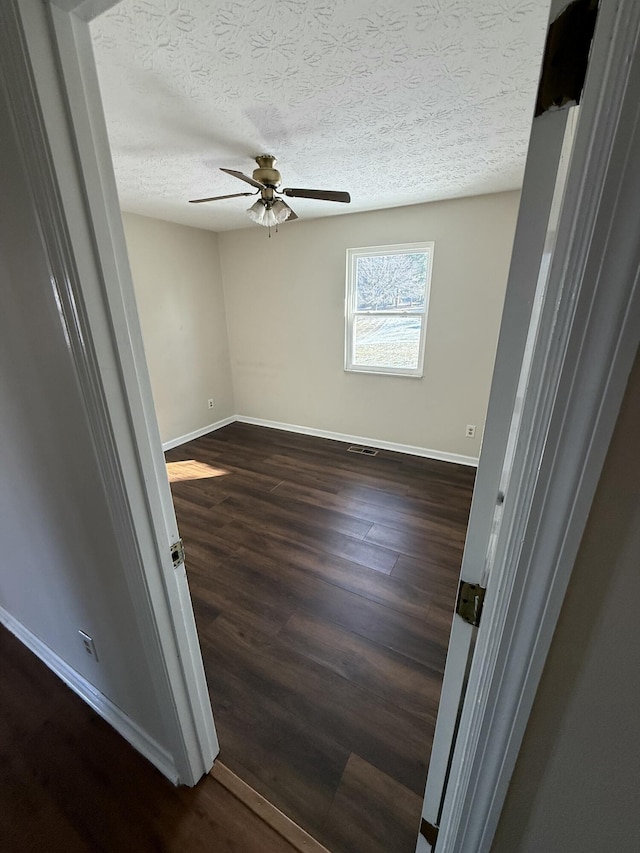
<box><xmin>170</xmin><ymin>538</ymin><xmax>185</xmax><ymax>568</ymax></box>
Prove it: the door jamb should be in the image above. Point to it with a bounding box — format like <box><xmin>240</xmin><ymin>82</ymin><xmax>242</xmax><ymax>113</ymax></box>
<box><xmin>436</xmin><ymin>1</ymin><xmax>640</xmax><ymax>848</ymax></box>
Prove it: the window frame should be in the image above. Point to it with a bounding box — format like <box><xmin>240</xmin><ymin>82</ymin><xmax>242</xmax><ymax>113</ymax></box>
<box><xmin>344</xmin><ymin>241</ymin><xmax>434</xmax><ymax>378</ymax></box>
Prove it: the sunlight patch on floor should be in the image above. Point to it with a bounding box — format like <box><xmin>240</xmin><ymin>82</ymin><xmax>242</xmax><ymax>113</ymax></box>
<box><xmin>166</xmin><ymin>460</ymin><xmax>229</xmax><ymax>483</ymax></box>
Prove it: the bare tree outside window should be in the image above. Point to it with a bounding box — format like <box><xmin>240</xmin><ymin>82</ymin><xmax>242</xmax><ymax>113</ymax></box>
<box><xmin>356</xmin><ymin>253</ymin><xmax>428</xmax><ymax>311</ymax></box>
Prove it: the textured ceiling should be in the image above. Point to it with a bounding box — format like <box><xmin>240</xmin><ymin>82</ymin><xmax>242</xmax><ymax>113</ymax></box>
<box><xmin>90</xmin><ymin>0</ymin><xmax>550</xmax><ymax>232</ymax></box>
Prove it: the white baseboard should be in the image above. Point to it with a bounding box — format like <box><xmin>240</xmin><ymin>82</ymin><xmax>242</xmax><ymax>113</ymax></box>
<box><xmin>162</xmin><ymin>415</ymin><xmax>236</xmax><ymax>451</ymax></box>
<box><xmin>162</xmin><ymin>413</ymin><xmax>479</xmax><ymax>466</ymax></box>
<box><xmin>236</xmin><ymin>416</ymin><xmax>479</xmax><ymax>467</ymax></box>
<box><xmin>0</xmin><ymin>605</ymin><xmax>178</xmax><ymax>784</ymax></box>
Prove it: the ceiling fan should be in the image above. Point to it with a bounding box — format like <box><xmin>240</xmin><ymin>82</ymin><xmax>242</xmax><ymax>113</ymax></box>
<box><xmin>189</xmin><ymin>155</ymin><xmax>351</xmax><ymax>228</ymax></box>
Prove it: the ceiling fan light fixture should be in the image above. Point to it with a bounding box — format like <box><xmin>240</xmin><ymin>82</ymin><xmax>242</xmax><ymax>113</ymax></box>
<box><xmin>271</xmin><ymin>199</ymin><xmax>292</xmax><ymax>224</ymax></box>
<box><xmin>262</xmin><ymin>206</ymin><xmax>279</xmax><ymax>228</ymax></box>
<box><xmin>247</xmin><ymin>199</ymin><xmax>267</xmax><ymax>224</ymax></box>
<box><xmin>246</xmin><ymin>198</ymin><xmax>292</xmax><ymax>227</ymax></box>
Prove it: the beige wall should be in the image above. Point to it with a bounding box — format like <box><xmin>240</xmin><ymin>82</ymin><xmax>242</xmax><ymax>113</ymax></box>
<box><xmin>492</xmin><ymin>347</ymin><xmax>640</xmax><ymax>853</ymax></box>
<box><xmin>0</xmin><ymin>59</ymin><xmax>169</xmax><ymax>749</ymax></box>
<box><xmin>218</xmin><ymin>192</ymin><xmax>519</xmax><ymax>457</ymax></box>
<box><xmin>122</xmin><ymin>212</ymin><xmax>234</xmax><ymax>443</ymax></box>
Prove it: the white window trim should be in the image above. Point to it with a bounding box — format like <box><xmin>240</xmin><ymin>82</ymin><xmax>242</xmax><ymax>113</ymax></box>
<box><xmin>344</xmin><ymin>241</ymin><xmax>434</xmax><ymax>378</ymax></box>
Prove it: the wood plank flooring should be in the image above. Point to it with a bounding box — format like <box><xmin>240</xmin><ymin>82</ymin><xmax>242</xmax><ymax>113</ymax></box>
<box><xmin>167</xmin><ymin>423</ymin><xmax>475</xmax><ymax>853</ymax></box>
<box><xmin>0</xmin><ymin>626</ymin><xmax>302</xmax><ymax>853</ymax></box>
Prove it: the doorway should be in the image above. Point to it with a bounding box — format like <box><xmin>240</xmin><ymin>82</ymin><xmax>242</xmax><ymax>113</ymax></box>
<box><xmin>25</xmin><ymin>5</ymin><xmax>640</xmax><ymax>852</ymax></box>
<box><xmin>86</xmin><ymin>3</ymin><xmax>552</xmax><ymax>848</ymax></box>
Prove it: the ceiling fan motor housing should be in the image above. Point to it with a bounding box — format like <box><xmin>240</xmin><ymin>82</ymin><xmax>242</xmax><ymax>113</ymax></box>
<box><xmin>253</xmin><ymin>154</ymin><xmax>281</xmax><ymax>187</ymax></box>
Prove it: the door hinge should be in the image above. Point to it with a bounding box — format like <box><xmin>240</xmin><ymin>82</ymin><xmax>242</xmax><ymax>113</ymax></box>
<box><xmin>420</xmin><ymin>819</ymin><xmax>439</xmax><ymax>846</ymax></box>
<box><xmin>170</xmin><ymin>538</ymin><xmax>185</xmax><ymax>568</ymax></box>
<box><xmin>456</xmin><ymin>581</ymin><xmax>486</xmax><ymax>627</ymax></box>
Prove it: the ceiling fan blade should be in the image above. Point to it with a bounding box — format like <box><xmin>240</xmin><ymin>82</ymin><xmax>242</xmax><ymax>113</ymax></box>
<box><xmin>189</xmin><ymin>192</ymin><xmax>255</xmax><ymax>204</ymax></box>
<box><xmin>220</xmin><ymin>168</ymin><xmax>266</xmax><ymax>190</ymax></box>
<box><xmin>281</xmin><ymin>188</ymin><xmax>351</xmax><ymax>203</ymax></box>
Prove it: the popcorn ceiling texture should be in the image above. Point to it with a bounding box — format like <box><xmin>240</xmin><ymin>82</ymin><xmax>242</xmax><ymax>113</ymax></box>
<box><xmin>91</xmin><ymin>0</ymin><xmax>549</xmax><ymax>232</ymax></box>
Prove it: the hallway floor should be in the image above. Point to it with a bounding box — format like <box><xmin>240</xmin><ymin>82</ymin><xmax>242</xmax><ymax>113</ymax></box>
<box><xmin>0</xmin><ymin>626</ymin><xmax>302</xmax><ymax>853</ymax></box>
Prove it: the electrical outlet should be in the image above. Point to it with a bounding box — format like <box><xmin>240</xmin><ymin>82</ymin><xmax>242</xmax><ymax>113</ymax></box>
<box><xmin>207</xmin><ymin>398</ymin><xmax>214</xmax><ymax>410</ymax></box>
<box><xmin>79</xmin><ymin>630</ymin><xmax>98</xmax><ymax>661</ymax></box>
<box><xmin>465</xmin><ymin>424</ymin><xmax>476</xmax><ymax>438</ymax></box>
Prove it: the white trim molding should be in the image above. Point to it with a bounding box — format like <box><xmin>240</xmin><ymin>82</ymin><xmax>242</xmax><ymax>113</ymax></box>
<box><xmin>162</xmin><ymin>416</ymin><xmax>237</xmax><ymax>451</ymax></box>
<box><xmin>5</xmin><ymin>0</ymin><xmax>218</xmax><ymax>786</ymax></box>
<box><xmin>236</xmin><ymin>416</ymin><xmax>479</xmax><ymax>467</ymax></box>
<box><xmin>436</xmin><ymin>1</ymin><xmax>640</xmax><ymax>850</ymax></box>
<box><xmin>46</xmin><ymin>1</ymin><xmax>219</xmax><ymax>784</ymax></box>
<box><xmin>0</xmin><ymin>606</ymin><xmax>178</xmax><ymax>783</ymax></box>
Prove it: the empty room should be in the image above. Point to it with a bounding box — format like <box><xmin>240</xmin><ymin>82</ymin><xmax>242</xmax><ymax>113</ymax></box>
<box><xmin>85</xmin><ymin>1</ymin><xmax>551</xmax><ymax>850</ymax></box>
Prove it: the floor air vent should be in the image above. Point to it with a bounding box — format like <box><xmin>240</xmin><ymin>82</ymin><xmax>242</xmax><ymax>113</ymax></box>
<box><xmin>347</xmin><ymin>445</ymin><xmax>379</xmax><ymax>456</ymax></box>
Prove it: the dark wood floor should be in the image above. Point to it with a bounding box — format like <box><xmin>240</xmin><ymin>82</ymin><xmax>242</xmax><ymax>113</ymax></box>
<box><xmin>0</xmin><ymin>626</ymin><xmax>301</xmax><ymax>853</ymax></box>
<box><xmin>167</xmin><ymin>423</ymin><xmax>475</xmax><ymax>853</ymax></box>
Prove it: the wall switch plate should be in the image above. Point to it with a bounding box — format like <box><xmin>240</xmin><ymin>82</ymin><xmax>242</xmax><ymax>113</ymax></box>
<box><xmin>207</xmin><ymin>398</ymin><xmax>214</xmax><ymax>409</ymax></box>
<box><xmin>465</xmin><ymin>424</ymin><xmax>476</xmax><ymax>438</ymax></box>
<box><xmin>79</xmin><ymin>630</ymin><xmax>98</xmax><ymax>661</ymax></box>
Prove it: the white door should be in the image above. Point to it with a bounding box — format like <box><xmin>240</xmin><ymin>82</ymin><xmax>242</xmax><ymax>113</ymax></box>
<box><xmin>418</xmin><ymin>99</ymin><xmax>580</xmax><ymax>849</ymax></box>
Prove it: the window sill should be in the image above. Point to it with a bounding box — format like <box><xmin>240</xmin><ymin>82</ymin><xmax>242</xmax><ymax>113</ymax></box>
<box><xmin>344</xmin><ymin>366</ymin><xmax>424</xmax><ymax>378</ymax></box>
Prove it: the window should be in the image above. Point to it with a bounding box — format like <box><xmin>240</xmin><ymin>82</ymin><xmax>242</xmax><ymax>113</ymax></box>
<box><xmin>345</xmin><ymin>242</ymin><xmax>434</xmax><ymax>377</ymax></box>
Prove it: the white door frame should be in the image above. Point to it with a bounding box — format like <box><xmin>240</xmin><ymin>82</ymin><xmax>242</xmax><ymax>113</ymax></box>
<box><xmin>422</xmin><ymin>103</ymin><xmax>576</xmax><ymax>833</ymax></box>
<box><xmin>435</xmin><ymin>0</ymin><xmax>640</xmax><ymax>848</ymax></box>
<box><xmin>5</xmin><ymin>0</ymin><xmax>218</xmax><ymax>785</ymax></box>
<box><xmin>13</xmin><ymin>0</ymin><xmax>640</xmax><ymax>845</ymax></box>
